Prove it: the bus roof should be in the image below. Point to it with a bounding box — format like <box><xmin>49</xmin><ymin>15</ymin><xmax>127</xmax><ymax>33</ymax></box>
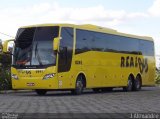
<box><xmin>21</xmin><ymin>23</ymin><xmax>153</xmax><ymax>42</ymax></box>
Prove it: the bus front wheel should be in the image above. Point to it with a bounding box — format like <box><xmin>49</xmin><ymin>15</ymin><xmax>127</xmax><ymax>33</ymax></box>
<box><xmin>35</xmin><ymin>89</ymin><xmax>47</xmax><ymax>96</ymax></box>
<box><xmin>71</xmin><ymin>76</ymin><xmax>84</xmax><ymax>95</ymax></box>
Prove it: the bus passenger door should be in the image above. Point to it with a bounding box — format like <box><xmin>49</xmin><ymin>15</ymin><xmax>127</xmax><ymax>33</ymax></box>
<box><xmin>57</xmin><ymin>27</ymin><xmax>74</xmax><ymax>89</ymax></box>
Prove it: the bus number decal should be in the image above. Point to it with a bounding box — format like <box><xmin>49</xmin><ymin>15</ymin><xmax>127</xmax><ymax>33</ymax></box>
<box><xmin>121</xmin><ymin>56</ymin><xmax>148</xmax><ymax>74</ymax></box>
<box><xmin>75</xmin><ymin>61</ymin><xmax>82</xmax><ymax>65</ymax></box>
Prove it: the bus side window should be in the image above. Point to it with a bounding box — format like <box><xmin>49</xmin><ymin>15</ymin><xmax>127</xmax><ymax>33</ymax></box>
<box><xmin>59</xmin><ymin>46</ymin><xmax>67</xmax><ymax>65</ymax></box>
<box><xmin>58</xmin><ymin>27</ymin><xmax>74</xmax><ymax>72</ymax></box>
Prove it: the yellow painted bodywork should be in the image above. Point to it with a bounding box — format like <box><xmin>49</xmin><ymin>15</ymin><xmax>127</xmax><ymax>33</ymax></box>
<box><xmin>74</xmin><ymin>51</ymin><xmax>155</xmax><ymax>88</ymax></box>
<box><xmin>12</xmin><ymin>66</ymin><xmax>58</xmax><ymax>89</ymax></box>
<box><xmin>11</xmin><ymin>24</ymin><xmax>155</xmax><ymax>90</ymax></box>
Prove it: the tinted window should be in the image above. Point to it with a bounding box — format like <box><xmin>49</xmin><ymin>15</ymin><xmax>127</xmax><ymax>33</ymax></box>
<box><xmin>76</xmin><ymin>30</ymin><xmax>92</xmax><ymax>53</ymax></box>
<box><xmin>58</xmin><ymin>27</ymin><xmax>74</xmax><ymax>72</ymax></box>
<box><xmin>139</xmin><ymin>40</ymin><xmax>154</xmax><ymax>56</ymax></box>
<box><xmin>76</xmin><ymin>29</ymin><xmax>154</xmax><ymax>56</ymax></box>
<box><xmin>15</xmin><ymin>28</ymin><xmax>35</xmax><ymax>49</ymax></box>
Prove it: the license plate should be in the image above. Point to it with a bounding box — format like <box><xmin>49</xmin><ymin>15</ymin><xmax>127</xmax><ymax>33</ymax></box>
<box><xmin>27</xmin><ymin>83</ymin><xmax>35</xmax><ymax>86</ymax></box>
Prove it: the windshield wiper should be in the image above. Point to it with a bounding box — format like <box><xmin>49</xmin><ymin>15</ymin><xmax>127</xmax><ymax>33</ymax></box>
<box><xmin>35</xmin><ymin>42</ymin><xmax>43</xmax><ymax>66</ymax></box>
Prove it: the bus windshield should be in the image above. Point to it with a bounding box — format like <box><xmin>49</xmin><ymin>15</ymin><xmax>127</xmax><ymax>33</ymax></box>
<box><xmin>13</xmin><ymin>26</ymin><xmax>59</xmax><ymax>68</ymax></box>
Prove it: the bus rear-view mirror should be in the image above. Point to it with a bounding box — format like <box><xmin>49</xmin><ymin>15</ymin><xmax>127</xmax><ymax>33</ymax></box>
<box><xmin>2</xmin><ymin>39</ymin><xmax>15</xmax><ymax>54</ymax></box>
<box><xmin>53</xmin><ymin>37</ymin><xmax>61</xmax><ymax>51</ymax></box>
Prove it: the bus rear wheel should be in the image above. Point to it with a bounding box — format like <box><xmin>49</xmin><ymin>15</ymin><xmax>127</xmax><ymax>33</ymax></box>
<box><xmin>35</xmin><ymin>89</ymin><xmax>47</xmax><ymax>96</ymax></box>
<box><xmin>123</xmin><ymin>76</ymin><xmax>133</xmax><ymax>92</ymax></box>
<box><xmin>71</xmin><ymin>76</ymin><xmax>84</xmax><ymax>95</ymax></box>
<box><xmin>133</xmin><ymin>75</ymin><xmax>141</xmax><ymax>91</ymax></box>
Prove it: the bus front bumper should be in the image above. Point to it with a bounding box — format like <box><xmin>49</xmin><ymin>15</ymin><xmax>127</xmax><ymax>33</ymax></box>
<box><xmin>12</xmin><ymin>77</ymin><xmax>59</xmax><ymax>90</ymax></box>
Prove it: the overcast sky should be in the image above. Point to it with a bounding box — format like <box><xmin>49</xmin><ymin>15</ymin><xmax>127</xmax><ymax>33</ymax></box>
<box><xmin>0</xmin><ymin>0</ymin><xmax>160</xmax><ymax>65</ymax></box>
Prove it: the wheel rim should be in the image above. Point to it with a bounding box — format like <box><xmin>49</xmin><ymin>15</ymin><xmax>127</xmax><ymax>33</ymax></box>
<box><xmin>136</xmin><ymin>77</ymin><xmax>141</xmax><ymax>89</ymax></box>
<box><xmin>77</xmin><ymin>80</ymin><xmax>83</xmax><ymax>91</ymax></box>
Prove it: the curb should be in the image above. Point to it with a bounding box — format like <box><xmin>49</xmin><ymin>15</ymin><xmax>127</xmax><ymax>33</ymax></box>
<box><xmin>0</xmin><ymin>90</ymin><xmax>33</xmax><ymax>94</ymax></box>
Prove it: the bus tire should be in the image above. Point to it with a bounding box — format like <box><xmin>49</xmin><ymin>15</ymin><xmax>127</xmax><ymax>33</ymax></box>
<box><xmin>133</xmin><ymin>75</ymin><xmax>141</xmax><ymax>91</ymax></box>
<box><xmin>123</xmin><ymin>76</ymin><xmax>133</xmax><ymax>92</ymax></box>
<box><xmin>35</xmin><ymin>89</ymin><xmax>47</xmax><ymax>96</ymax></box>
<box><xmin>71</xmin><ymin>75</ymin><xmax>84</xmax><ymax>95</ymax></box>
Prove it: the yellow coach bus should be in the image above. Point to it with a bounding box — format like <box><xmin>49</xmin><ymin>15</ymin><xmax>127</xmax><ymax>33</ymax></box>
<box><xmin>2</xmin><ymin>24</ymin><xmax>155</xmax><ymax>95</ymax></box>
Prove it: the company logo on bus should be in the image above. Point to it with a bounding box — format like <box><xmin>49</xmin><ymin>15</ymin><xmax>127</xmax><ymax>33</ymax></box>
<box><xmin>121</xmin><ymin>56</ymin><xmax>148</xmax><ymax>74</ymax></box>
<box><xmin>18</xmin><ymin>70</ymin><xmax>31</xmax><ymax>74</ymax></box>
<box><xmin>18</xmin><ymin>70</ymin><xmax>44</xmax><ymax>74</ymax></box>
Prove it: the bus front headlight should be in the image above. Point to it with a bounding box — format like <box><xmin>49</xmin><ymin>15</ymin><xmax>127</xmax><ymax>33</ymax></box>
<box><xmin>43</xmin><ymin>73</ymin><xmax>55</xmax><ymax>80</ymax></box>
<box><xmin>12</xmin><ymin>74</ymin><xmax>19</xmax><ymax>80</ymax></box>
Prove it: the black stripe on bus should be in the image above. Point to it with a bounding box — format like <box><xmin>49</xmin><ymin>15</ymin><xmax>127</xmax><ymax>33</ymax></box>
<box><xmin>75</xmin><ymin>49</ymin><xmax>143</xmax><ymax>55</ymax></box>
